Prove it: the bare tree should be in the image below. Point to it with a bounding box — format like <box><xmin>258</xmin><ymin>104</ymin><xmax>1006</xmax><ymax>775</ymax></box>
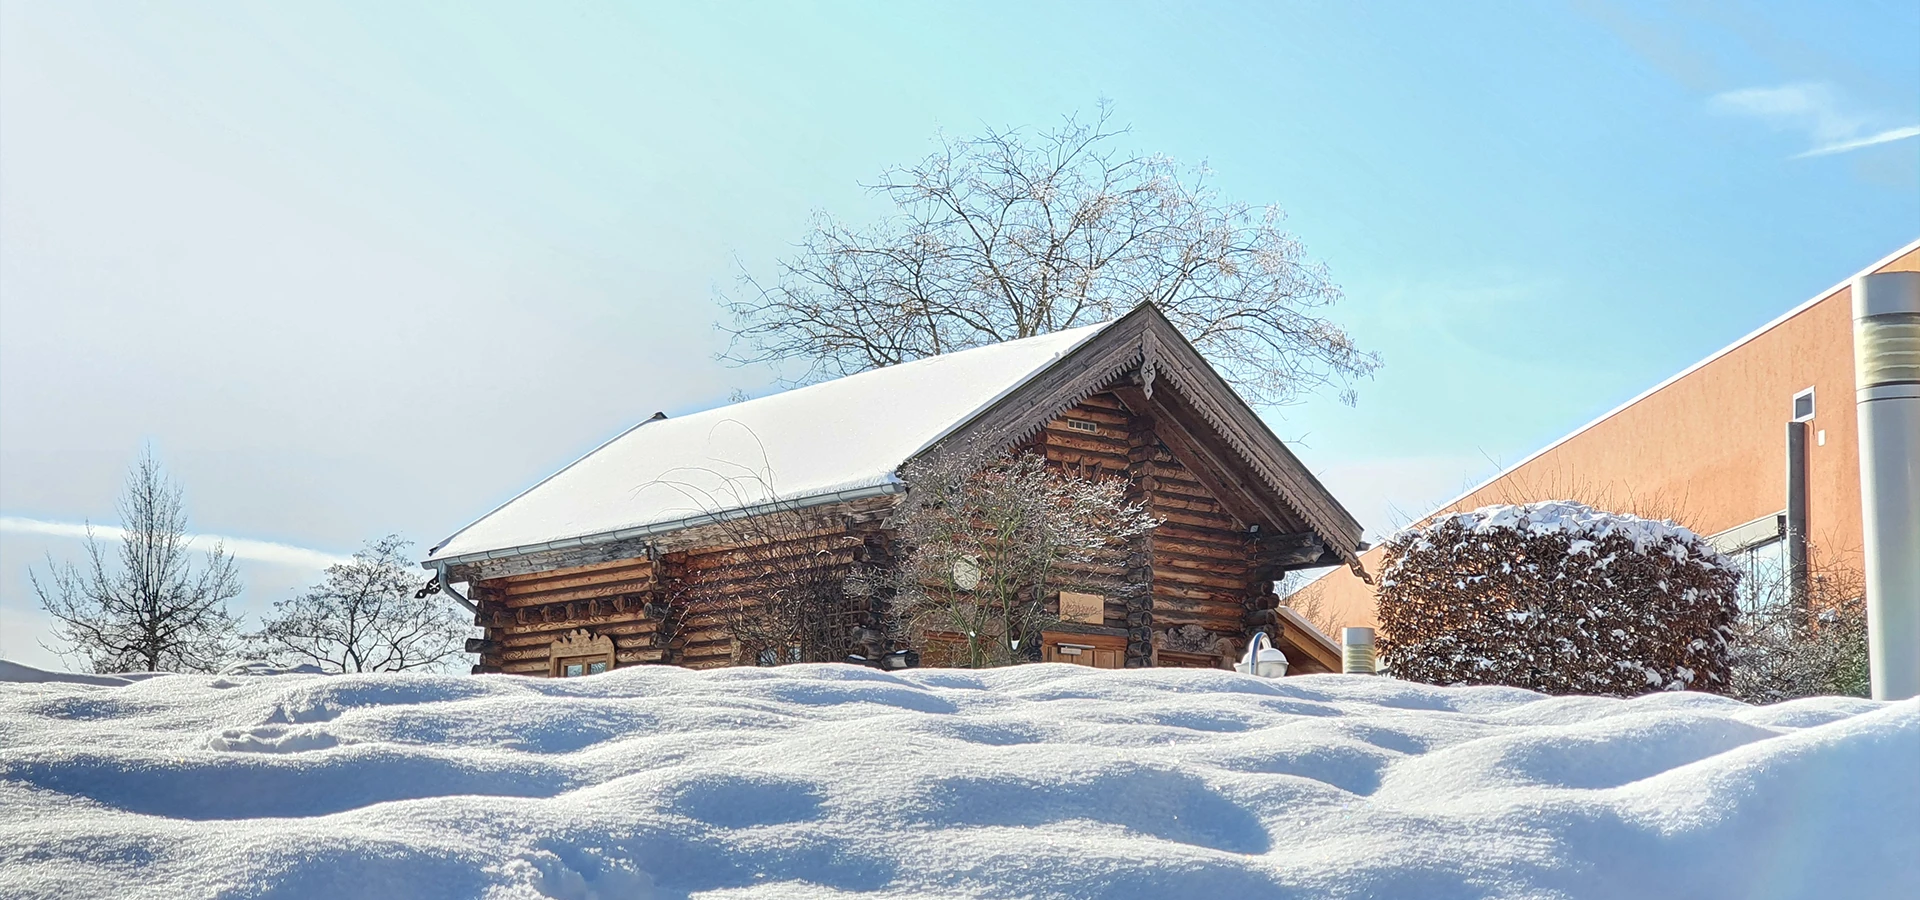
<box><xmin>683</xmin><ymin>506</ymin><xmax>878</xmax><ymax>666</ymax></box>
<box><xmin>250</xmin><ymin>535</ymin><xmax>471</xmax><ymax>673</ymax></box>
<box><xmin>875</xmin><ymin>448</ymin><xmax>1158</xmax><ymax>668</ymax></box>
<box><xmin>625</xmin><ymin>449</ymin><xmax>880</xmax><ymax>667</ymax></box>
<box><xmin>1727</xmin><ymin>545</ymin><xmax>1870</xmax><ymax>702</ymax></box>
<box><xmin>722</xmin><ymin>104</ymin><xmax>1379</xmax><ymax>406</ymax></box>
<box><xmin>32</xmin><ymin>452</ymin><xmax>241</xmax><ymax>673</ymax></box>
<box><xmin>1276</xmin><ymin>570</ymin><xmax>1341</xmax><ymax>636</ymax></box>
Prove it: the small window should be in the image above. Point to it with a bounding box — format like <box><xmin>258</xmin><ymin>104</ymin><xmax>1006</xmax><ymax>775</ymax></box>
<box><xmin>548</xmin><ymin>629</ymin><xmax>616</xmax><ymax>678</ymax></box>
<box><xmin>1792</xmin><ymin>388</ymin><xmax>1815</xmax><ymax>422</ymax></box>
<box><xmin>557</xmin><ymin>657</ymin><xmax>608</xmax><ymax>677</ymax></box>
<box><xmin>1066</xmin><ymin>419</ymin><xmax>1099</xmax><ymax>434</ymax></box>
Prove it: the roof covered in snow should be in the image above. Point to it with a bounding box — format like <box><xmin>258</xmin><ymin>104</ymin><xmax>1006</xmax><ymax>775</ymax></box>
<box><xmin>427</xmin><ymin>322</ymin><xmax>1114</xmax><ymax>564</ymax></box>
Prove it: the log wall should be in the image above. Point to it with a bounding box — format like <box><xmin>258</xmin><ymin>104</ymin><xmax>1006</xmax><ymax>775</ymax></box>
<box><xmin>1032</xmin><ymin>392</ymin><xmax>1262</xmax><ymax>668</ymax></box>
<box><xmin>471</xmin><ymin>497</ymin><xmax>894</xmax><ymax>675</ymax></box>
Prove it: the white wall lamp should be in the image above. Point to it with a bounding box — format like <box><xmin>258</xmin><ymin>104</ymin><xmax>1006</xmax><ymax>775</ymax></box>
<box><xmin>1235</xmin><ymin>631</ymin><xmax>1289</xmax><ymax>678</ymax></box>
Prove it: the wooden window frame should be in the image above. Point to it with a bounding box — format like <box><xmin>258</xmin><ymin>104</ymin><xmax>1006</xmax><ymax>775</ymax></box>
<box><xmin>548</xmin><ymin>629</ymin><xmax>616</xmax><ymax>678</ymax></box>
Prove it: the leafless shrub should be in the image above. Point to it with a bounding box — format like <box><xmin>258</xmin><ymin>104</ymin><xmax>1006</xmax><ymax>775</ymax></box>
<box><xmin>679</xmin><ymin>503</ymin><xmax>877</xmax><ymax>666</ymax></box>
<box><xmin>1727</xmin><ymin>547</ymin><xmax>1869</xmax><ymax>702</ymax></box>
<box><xmin>32</xmin><ymin>451</ymin><xmax>241</xmax><ymax>673</ymax></box>
<box><xmin>721</xmin><ymin>104</ymin><xmax>1377</xmax><ymax>407</ymax></box>
<box><xmin>630</xmin><ymin>446</ymin><xmax>877</xmax><ymax>666</ymax></box>
<box><xmin>1375</xmin><ymin>501</ymin><xmax>1740</xmax><ymax>697</ymax></box>
<box><xmin>870</xmin><ymin>448</ymin><xmax>1157</xmax><ymax>668</ymax></box>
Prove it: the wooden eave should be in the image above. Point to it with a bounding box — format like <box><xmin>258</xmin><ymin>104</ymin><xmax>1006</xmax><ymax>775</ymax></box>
<box><xmin>916</xmin><ymin>303</ymin><xmax>1366</xmax><ymax>566</ymax></box>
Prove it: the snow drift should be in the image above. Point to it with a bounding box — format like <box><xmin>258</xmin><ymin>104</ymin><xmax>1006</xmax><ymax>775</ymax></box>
<box><xmin>1</xmin><ymin>662</ymin><xmax>1913</xmax><ymax>899</ymax></box>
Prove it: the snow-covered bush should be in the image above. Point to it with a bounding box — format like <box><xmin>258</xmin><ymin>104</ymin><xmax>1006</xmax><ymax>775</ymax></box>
<box><xmin>1375</xmin><ymin>501</ymin><xmax>1740</xmax><ymax>696</ymax></box>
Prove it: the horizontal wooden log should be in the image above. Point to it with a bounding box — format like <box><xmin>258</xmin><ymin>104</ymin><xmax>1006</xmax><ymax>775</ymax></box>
<box><xmin>498</xmin><ymin>578</ymin><xmax>654</xmax><ymax>608</ymax></box>
<box><xmin>1153</xmin><ymin>567</ymin><xmax>1252</xmax><ymax>592</ymax></box>
<box><xmin>1151</xmin><ymin>540</ymin><xmax>1252</xmax><ymax>566</ymax></box>
<box><xmin>495</xmin><ymin>558</ymin><xmax>652</xmax><ymax>591</ymax></box>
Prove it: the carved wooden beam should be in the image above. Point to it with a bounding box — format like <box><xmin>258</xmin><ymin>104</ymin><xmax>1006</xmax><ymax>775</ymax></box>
<box><xmin>1255</xmin><ymin>531</ymin><xmax>1328</xmax><ymax>568</ymax></box>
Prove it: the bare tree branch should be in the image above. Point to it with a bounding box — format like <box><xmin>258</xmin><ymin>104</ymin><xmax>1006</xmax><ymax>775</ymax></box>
<box><xmin>723</xmin><ymin>104</ymin><xmax>1379</xmax><ymax>406</ymax></box>
<box><xmin>248</xmin><ymin>535</ymin><xmax>471</xmax><ymax>673</ymax></box>
<box><xmin>870</xmin><ymin>446</ymin><xmax>1158</xmax><ymax>668</ymax></box>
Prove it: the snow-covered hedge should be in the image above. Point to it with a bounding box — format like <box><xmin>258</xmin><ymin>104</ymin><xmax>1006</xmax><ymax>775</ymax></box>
<box><xmin>1376</xmin><ymin>501</ymin><xmax>1740</xmax><ymax>696</ymax></box>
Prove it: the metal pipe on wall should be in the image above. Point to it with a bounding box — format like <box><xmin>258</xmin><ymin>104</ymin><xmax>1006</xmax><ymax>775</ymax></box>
<box><xmin>1854</xmin><ymin>270</ymin><xmax>1920</xmax><ymax>701</ymax></box>
<box><xmin>1786</xmin><ymin>420</ymin><xmax>1810</xmax><ymax>604</ymax></box>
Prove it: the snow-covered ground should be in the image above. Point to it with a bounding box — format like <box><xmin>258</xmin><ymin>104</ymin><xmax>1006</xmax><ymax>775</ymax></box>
<box><xmin>1</xmin><ymin>660</ymin><xmax>1913</xmax><ymax>900</ymax></box>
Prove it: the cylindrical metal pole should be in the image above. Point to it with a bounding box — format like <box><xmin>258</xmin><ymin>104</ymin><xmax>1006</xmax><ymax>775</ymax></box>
<box><xmin>1854</xmin><ymin>271</ymin><xmax>1920</xmax><ymax>701</ymax></box>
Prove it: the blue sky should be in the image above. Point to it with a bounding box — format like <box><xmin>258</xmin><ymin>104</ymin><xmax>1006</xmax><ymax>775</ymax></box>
<box><xmin>2</xmin><ymin>1</ymin><xmax>1916</xmax><ymax>668</ymax></box>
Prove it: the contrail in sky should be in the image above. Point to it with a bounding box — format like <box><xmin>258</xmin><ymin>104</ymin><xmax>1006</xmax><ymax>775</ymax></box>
<box><xmin>0</xmin><ymin>516</ymin><xmax>350</xmax><ymax>570</ymax></box>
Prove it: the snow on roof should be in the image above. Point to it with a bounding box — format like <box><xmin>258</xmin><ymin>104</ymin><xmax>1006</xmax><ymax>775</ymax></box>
<box><xmin>1</xmin><ymin>661</ymin><xmax>1908</xmax><ymax>897</ymax></box>
<box><xmin>428</xmin><ymin>321</ymin><xmax>1114</xmax><ymax>564</ymax></box>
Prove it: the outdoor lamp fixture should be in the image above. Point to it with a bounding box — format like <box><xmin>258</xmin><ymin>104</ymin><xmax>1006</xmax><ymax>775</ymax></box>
<box><xmin>881</xmin><ymin>649</ymin><xmax>921</xmax><ymax>670</ymax></box>
<box><xmin>1342</xmin><ymin>627</ymin><xmax>1377</xmax><ymax>675</ymax></box>
<box><xmin>1235</xmin><ymin>632</ymin><xmax>1289</xmax><ymax>678</ymax></box>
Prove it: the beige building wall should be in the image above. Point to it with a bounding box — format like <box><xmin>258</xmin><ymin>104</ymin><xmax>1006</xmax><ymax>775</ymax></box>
<box><xmin>1308</xmin><ymin>242</ymin><xmax>1920</xmax><ymax>632</ymax></box>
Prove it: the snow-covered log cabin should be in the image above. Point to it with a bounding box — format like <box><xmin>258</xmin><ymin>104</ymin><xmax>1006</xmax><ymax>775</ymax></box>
<box><xmin>425</xmin><ymin>304</ymin><xmax>1364</xmax><ymax>676</ymax></box>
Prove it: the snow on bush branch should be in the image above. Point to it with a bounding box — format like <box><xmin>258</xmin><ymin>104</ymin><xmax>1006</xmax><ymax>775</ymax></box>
<box><xmin>1376</xmin><ymin>501</ymin><xmax>1740</xmax><ymax>697</ymax></box>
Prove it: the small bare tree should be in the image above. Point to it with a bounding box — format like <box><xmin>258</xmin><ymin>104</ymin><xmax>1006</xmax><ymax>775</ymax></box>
<box><xmin>721</xmin><ymin>104</ymin><xmax>1378</xmax><ymax>407</ymax></box>
<box><xmin>32</xmin><ymin>452</ymin><xmax>241</xmax><ymax>673</ymax></box>
<box><xmin>1276</xmin><ymin>570</ymin><xmax>1341</xmax><ymax>637</ymax></box>
<box><xmin>878</xmin><ymin>449</ymin><xmax>1158</xmax><ymax>668</ymax></box>
<box><xmin>627</xmin><ymin>444</ymin><xmax>878</xmax><ymax>667</ymax></box>
<box><xmin>250</xmin><ymin>535</ymin><xmax>472</xmax><ymax>673</ymax></box>
<box><xmin>1727</xmin><ymin>546</ymin><xmax>1870</xmax><ymax>702</ymax></box>
<box><xmin>679</xmin><ymin>503</ymin><xmax>876</xmax><ymax>667</ymax></box>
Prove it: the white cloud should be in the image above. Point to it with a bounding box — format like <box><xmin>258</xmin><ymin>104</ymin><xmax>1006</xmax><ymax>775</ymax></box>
<box><xmin>0</xmin><ymin>516</ymin><xmax>350</xmax><ymax>570</ymax></box>
<box><xmin>1710</xmin><ymin>82</ymin><xmax>1919</xmax><ymax>158</ymax></box>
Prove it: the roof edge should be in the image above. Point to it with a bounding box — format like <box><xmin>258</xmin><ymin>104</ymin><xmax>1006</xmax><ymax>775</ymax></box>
<box><xmin>422</xmin><ymin>482</ymin><xmax>904</xmax><ymax>570</ymax></box>
<box><xmin>1413</xmin><ymin>236</ymin><xmax>1920</xmax><ymax>531</ymax></box>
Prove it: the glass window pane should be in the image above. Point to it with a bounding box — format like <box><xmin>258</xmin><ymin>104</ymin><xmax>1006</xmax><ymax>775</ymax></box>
<box><xmin>588</xmin><ymin>661</ymin><xmax>608</xmax><ymax>674</ymax></box>
<box><xmin>1736</xmin><ymin>537</ymin><xmax>1788</xmax><ymax>613</ymax></box>
<box><xmin>564</xmin><ymin>663</ymin><xmax>584</xmax><ymax>677</ymax></box>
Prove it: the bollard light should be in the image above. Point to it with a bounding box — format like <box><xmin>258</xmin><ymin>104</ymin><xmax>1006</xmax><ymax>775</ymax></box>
<box><xmin>1855</xmin><ymin>270</ymin><xmax>1920</xmax><ymax>701</ymax></box>
<box><xmin>1342</xmin><ymin>627</ymin><xmax>1376</xmax><ymax>674</ymax></box>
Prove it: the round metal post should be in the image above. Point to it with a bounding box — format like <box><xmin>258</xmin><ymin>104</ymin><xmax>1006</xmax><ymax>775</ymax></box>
<box><xmin>1854</xmin><ymin>271</ymin><xmax>1920</xmax><ymax>701</ymax></box>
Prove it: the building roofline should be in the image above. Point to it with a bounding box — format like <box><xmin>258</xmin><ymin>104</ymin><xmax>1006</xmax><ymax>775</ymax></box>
<box><xmin>1411</xmin><ymin>237</ymin><xmax>1920</xmax><ymax>532</ymax></box>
